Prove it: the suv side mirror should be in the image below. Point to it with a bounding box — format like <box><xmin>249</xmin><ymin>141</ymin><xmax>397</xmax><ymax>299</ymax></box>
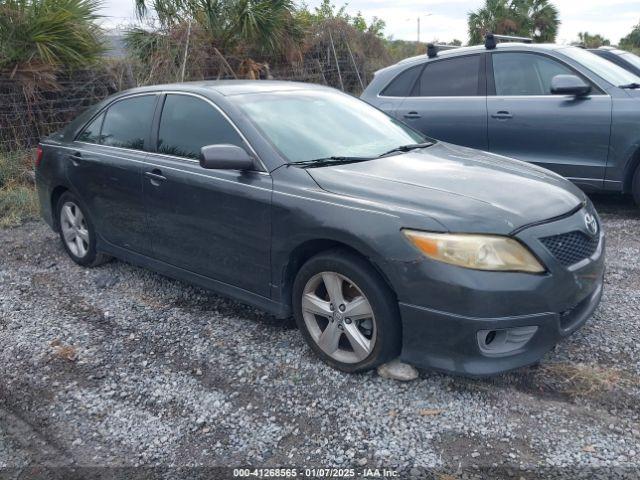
<box><xmin>200</xmin><ymin>144</ymin><xmax>255</xmax><ymax>170</ymax></box>
<box><xmin>550</xmin><ymin>74</ymin><xmax>591</xmax><ymax>97</ymax></box>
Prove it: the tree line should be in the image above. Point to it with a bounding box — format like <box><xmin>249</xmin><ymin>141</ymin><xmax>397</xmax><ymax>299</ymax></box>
<box><xmin>1</xmin><ymin>0</ymin><xmax>640</xmax><ymax>82</ymax></box>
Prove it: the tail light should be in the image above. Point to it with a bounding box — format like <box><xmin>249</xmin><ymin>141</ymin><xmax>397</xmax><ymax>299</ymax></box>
<box><xmin>35</xmin><ymin>145</ymin><xmax>43</xmax><ymax>168</ymax></box>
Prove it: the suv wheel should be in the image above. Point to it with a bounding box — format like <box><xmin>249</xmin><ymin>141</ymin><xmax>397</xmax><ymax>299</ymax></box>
<box><xmin>292</xmin><ymin>249</ymin><xmax>401</xmax><ymax>372</ymax></box>
<box><xmin>56</xmin><ymin>192</ymin><xmax>109</xmax><ymax>267</ymax></box>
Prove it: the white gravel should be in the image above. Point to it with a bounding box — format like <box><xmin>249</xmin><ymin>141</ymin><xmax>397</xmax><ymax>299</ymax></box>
<box><xmin>0</xmin><ymin>194</ymin><xmax>639</xmax><ymax>478</ymax></box>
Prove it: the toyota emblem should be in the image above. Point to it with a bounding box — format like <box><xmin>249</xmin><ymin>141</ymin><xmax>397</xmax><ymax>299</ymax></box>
<box><xmin>584</xmin><ymin>213</ymin><xmax>598</xmax><ymax>236</ymax></box>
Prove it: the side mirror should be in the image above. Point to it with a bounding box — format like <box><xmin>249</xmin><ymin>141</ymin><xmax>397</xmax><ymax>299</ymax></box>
<box><xmin>199</xmin><ymin>144</ymin><xmax>255</xmax><ymax>170</ymax></box>
<box><xmin>550</xmin><ymin>74</ymin><xmax>591</xmax><ymax>97</ymax></box>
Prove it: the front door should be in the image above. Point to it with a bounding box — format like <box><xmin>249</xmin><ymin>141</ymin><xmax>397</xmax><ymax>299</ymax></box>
<box><xmin>143</xmin><ymin>93</ymin><xmax>272</xmax><ymax>297</ymax></box>
<box><xmin>66</xmin><ymin>94</ymin><xmax>158</xmax><ymax>255</ymax></box>
<box><xmin>487</xmin><ymin>51</ymin><xmax>612</xmax><ymax>188</ymax></box>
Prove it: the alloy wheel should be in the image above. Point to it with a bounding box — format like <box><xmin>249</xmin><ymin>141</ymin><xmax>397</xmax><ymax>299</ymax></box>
<box><xmin>301</xmin><ymin>271</ymin><xmax>376</xmax><ymax>364</ymax></box>
<box><xmin>60</xmin><ymin>201</ymin><xmax>90</xmax><ymax>258</ymax></box>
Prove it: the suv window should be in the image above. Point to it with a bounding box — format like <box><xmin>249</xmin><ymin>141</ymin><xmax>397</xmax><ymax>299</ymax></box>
<box><xmin>493</xmin><ymin>53</ymin><xmax>577</xmax><ymax>96</ymax></box>
<box><xmin>416</xmin><ymin>55</ymin><xmax>481</xmax><ymax>96</ymax></box>
<box><xmin>381</xmin><ymin>65</ymin><xmax>422</xmax><ymax>97</ymax></box>
<box><xmin>101</xmin><ymin>95</ymin><xmax>156</xmax><ymax>150</ymax></box>
<box><xmin>157</xmin><ymin>94</ymin><xmax>244</xmax><ymax>159</ymax></box>
<box><xmin>77</xmin><ymin>113</ymin><xmax>104</xmax><ymax>144</ymax></box>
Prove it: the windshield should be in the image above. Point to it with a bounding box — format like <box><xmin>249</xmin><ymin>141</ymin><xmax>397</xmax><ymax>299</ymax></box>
<box><xmin>559</xmin><ymin>46</ymin><xmax>640</xmax><ymax>86</ymax></box>
<box><xmin>619</xmin><ymin>51</ymin><xmax>640</xmax><ymax>70</ymax></box>
<box><xmin>235</xmin><ymin>89</ymin><xmax>427</xmax><ymax>163</ymax></box>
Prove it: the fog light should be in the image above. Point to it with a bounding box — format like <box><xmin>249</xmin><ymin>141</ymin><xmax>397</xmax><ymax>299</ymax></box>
<box><xmin>477</xmin><ymin>326</ymin><xmax>538</xmax><ymax>355</ymax></box>
<box><xmin>484</xmin><ymin>330</ymin><xmax>497</xmax><ymax>345</ymax></box>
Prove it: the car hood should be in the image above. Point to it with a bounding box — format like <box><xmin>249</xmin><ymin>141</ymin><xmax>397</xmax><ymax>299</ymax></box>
<box><xmin>305</xmin><ymin>142</ymin><xmax>586</xmax><ymax>234</ymax></box>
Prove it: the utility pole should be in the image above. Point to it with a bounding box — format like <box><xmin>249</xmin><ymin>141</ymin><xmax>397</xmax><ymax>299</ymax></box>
<box><xmin>408</xmin><ymin>13</ymin><xmax>432</xmax><ymax>45</ymax></box>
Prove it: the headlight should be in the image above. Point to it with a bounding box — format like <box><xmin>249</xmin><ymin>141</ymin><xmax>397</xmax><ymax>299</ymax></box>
<box><xmin>402</xmin><ymin>230</ymin><xmax>545</xmax><ymax>273</ymax></box>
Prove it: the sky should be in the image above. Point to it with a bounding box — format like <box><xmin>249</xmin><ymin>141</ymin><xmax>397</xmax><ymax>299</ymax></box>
<box><xmin>100</xmin><ymin>0</ymin><xmax>640</xmax><ymax>46</ymax></box>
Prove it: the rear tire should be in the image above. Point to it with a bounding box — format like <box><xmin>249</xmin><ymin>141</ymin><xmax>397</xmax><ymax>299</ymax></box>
<box><xmin>633</xmin><ymin>165</ymin><xmax>640</xmax><ymax>207</ymax></box>
<box><xmin>292</xmin><ymin>248</ymin><xmax>401</xmax><ymax>373</ymax></box>
<box><xmin>56</xmin><ymin>192</ymin><xmax>110</xmax><ymax>267</ymax></box>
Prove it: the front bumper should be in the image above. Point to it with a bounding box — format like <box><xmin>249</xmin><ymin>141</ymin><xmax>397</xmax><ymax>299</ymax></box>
<box><xmin>396</xmin><ymin>205</ymin><xmax>605</xmax><ymax>376</ymax></box>
<box><xmin>399</xmin><ymin>280</ymin><xmax>603</xmax><ymax>376</ymax></box>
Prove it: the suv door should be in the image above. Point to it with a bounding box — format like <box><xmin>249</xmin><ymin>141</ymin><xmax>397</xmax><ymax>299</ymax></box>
<box><xmin>396</xmin><ymin>54</ymin><xmax>488</xmax><ymax>149</ymax></box>
<box><xmin>68</xmin><ymin>94</ymin><xmax>158</xmax><ymax>255</ymax></box>
<box><xmin>487</xmin><ymin>51</ymin><xmax>612</xmax><ymax>188</ymax></box>
<box><xmin>143</xmin><ymin>93</ymin><xmax>272</xmax><ymax>297</ymax></box>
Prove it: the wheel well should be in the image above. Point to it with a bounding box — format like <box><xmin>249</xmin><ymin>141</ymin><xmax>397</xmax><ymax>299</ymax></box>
<box><xmin>624</xmin><ymin>148</ymin><xmax>640</xmax><ymax>194</ymax></box>
<box><xmin>50</xmin><ymin>186</ymin><xmax>69</xmax><ymax>230</ymax></box>
<box><xmin>282</xmin><ymin>239</ymin><xmax>396</xmax><ymax>308</ymax></box>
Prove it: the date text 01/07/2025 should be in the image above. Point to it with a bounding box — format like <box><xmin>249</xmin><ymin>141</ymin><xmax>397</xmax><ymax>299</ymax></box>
<box><xmin>232</xmin><ymin>467</ymin><xmax>400</xmax><ymax>477</ymax></box>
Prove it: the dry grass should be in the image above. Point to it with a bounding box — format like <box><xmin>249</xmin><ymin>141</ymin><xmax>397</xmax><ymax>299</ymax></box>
<box><xmin>539</xmin><ymin>362</ymin><xmax>638</xmax><ymax>397</ymax></box>
<box><xmin>50</xmin><ymin>339</ymin><xmax>78</xmax><ymax>362</ymax></box>
<box><xmin>0</xmin><ymin>149</ymin><xmax>39</xmax><ymax>227</ymax></box>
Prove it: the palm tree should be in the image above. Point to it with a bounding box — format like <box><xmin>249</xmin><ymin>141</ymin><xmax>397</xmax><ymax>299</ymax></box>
<box><xmin>517</xmin><ymin>0</ymin><xmax>559</xmax><ymax>42</ymax></box>
<box><xmin>468</xmin><ymin>0</ymin><xmax>519</xmax><ymax>45</ymax></box>
<box><xmin>0</xmin><ymin>0</ymin><xmax>105</xmax><ymax>73</ymax></box>
<box><xmin>468</xmin><ymin>0</ymin><xmax>559</xmax><ymax>45</ymax></box>
<box><xmin>133</xmin><ymin>0</ymin><xmax>303</xmax><ymax>56</ymax></box>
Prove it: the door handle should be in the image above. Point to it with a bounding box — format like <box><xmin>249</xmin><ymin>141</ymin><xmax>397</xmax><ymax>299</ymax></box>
<box><xmin>491</xmin><ymin>111</ymin><xmax>513</xmax><ymax>119</ymax></box>
<box><xmin>403</xmin><ymin>111</ymin><xmax>422</xmax><ymax>119</ymax></box>
<box><xmin>69</xmin><ymin>151</ymin><xmax>82</xmax><ymax>166</ymax></box>
<box><xmin>144</xmin><ymin>169</ymin><xmax>166</xmax><ymax>186</ymax></box>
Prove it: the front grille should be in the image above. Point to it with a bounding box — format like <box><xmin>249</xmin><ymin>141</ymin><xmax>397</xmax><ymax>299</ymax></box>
<box><xmin>540</xmin><ymin>231</ymin><xmax>599</xmax><ymax>267</ymax></box>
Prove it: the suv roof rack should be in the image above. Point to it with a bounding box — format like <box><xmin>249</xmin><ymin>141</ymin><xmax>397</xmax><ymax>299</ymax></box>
<box><xmin>484</xmin><ymin>33</ymin><xmax>532</xmax><ymax>50</ymax></box>
<box><xmin>426</xmin><ymin>43</ymin><xmax>461</xmax><ymax>59</ymax></box>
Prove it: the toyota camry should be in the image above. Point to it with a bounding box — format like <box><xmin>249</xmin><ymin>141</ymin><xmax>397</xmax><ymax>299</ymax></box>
<box><xmin>35</xmin><ymin>81</ymin><xmax>605</xmax><ymax>376</ymax></box>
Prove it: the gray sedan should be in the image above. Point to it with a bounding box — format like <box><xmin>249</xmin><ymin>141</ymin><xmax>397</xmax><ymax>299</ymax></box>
<box><xmin>35</xmin><ymin>81</ymin><xmax>604</xmax><ymax>376</ymax></box>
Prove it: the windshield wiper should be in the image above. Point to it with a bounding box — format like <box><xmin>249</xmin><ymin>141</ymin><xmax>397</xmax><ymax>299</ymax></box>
<box><xmin>378</xmin><ymin>142</ymin><xmax>434</xmax><ymax>157</ymax></box>
<box><xmin>619</xmin><ymin>82</ymin><xmax>640</xmax><ymax>89</ymax></box>
<box><xmin>287</xmin><ymin>156</ymin><xmax>374</xmax><ymax>168</ymax></box>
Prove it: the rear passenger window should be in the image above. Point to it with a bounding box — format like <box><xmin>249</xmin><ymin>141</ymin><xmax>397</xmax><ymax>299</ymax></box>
<box><xmin>416</xmin><ymin>55</ymin><xmax>481</xmax><ymax>96</ymax></box>
<box><xmin>101</xmin><ymin>95</ymin><xmax>156</xmax><ymax>150</ymax></box>
<box><xmin>381</xmin><ymin>65</ymin><xmax>422</xmax><ymax>97</ymax></box>
<box><xmin>157</xmin><ymin>94</ymin><xmax>244</xmax><ymax>159</ymax></box>
<box><xmin>77</xmin><ymin>113</ymin><xmax>104</xmax><ymax>144</ymax></box>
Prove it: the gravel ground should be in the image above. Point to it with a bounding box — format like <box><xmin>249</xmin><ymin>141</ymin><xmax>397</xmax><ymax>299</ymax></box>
<box><xmin>0</xmin><ymin>194</ymin><xmax>639</xmax><ymax>479</ymax></box>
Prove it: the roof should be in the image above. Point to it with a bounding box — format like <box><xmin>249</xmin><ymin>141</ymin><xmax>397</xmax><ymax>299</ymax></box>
<box><xmin>119</xmin><ymin>80</ymin><xmax>328</xmax><ymax>97</ymax></box>
<box><xmin>397</xmin><ymin>42</ymin><xmax>562</xmax><ymax>65</ymax></box>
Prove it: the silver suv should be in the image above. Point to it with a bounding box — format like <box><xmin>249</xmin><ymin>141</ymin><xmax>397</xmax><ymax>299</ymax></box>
<box><xmin>362</xmin><ymin>34</ymin><xmax>640</xmax><ymax>205</ymax></box>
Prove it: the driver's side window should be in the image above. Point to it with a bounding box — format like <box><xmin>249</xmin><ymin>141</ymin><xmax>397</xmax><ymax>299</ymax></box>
<box><xmin>157</xmin><ymin>94</ymin><xmax>244</xmax><ymax>159</ymax></box>
<box><xmin>492</xmin><ymin>53</ymin><xmax>575</xmax><ymax>96</ymax></box>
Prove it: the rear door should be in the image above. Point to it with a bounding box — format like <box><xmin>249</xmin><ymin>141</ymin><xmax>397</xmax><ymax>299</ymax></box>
<box><xmin>487</xmin><ymin>51</ymin><xmax>612</xmax><ymax>188</ymax></box>
<box><xmin>368</xmin><ymin>64</ymin><xmax>423</xmax><ymax>117</ymax></box>
<box><xmin>143</xmin><ymin>93</ymin><xmax>272</xmax><ymax>297</ymax></box>
<box><xmin>67</xmin><ymin>94</ymin><xmax>158</xmax><ymax>255</ymax></box>
<box><xmin>396</xmin><ymin>54</ymin><xmax>488</xmax><ymax>149</ymax></box>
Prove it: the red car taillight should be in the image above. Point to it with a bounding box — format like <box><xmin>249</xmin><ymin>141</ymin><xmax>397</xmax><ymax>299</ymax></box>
<box><xmin>35</xmin><ymin>145</ymin><xmax>43</xmax><ymax>168</ymax></box>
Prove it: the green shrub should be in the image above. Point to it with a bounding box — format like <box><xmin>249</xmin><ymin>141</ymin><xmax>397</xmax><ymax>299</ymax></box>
<box><xmin>0</xmin><ymin>0</ymin><xmax>105</xmax><ymax>73</ymax></box>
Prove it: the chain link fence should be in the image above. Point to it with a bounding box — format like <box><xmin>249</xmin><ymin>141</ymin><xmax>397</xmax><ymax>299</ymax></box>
<box><xmin>0</xmin><ymin>25</ymin><xmax>388</xmax><ymax>153</ymax></box>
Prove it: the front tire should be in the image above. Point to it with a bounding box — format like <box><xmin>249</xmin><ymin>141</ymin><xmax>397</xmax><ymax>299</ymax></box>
<box><xmin>292</xmin><ymin>249</ymin><xmax>401</xmax><ymax>373</ymax></box>
<box><xmin>56</xmin><ymin>192</ymin><xmax>109</xmax><ymax>267</ymax></box>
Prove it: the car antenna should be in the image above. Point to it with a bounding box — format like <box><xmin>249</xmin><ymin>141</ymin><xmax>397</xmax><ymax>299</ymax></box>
<box><xmin>484</xmin><ymin>33</ymin><xmax>532</xmax><ymax>50</ymax></box>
